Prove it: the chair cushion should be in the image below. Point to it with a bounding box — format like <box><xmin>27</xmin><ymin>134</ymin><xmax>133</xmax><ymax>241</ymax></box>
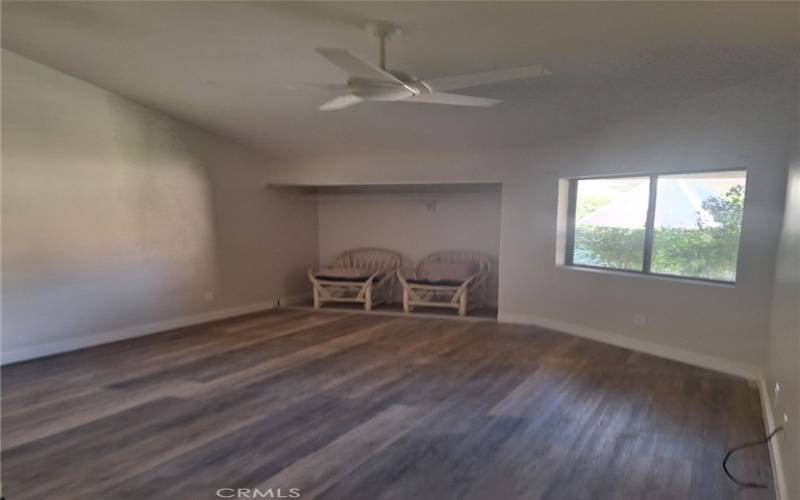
<box><xmin>315</xmin><ymin>267</ymin><xmax>371</xmax><ymax>282</ymax></box>
<box><xmin>416</xmin><ymin>261</ymin><xmax>477</xmax><ymax>284</ymax></box>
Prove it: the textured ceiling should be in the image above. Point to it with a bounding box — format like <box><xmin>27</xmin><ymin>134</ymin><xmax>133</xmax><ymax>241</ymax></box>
<box><xmin>3</xmin><ymin>1</ymin><xmax>799</xmax><ymax>159</ymax></box>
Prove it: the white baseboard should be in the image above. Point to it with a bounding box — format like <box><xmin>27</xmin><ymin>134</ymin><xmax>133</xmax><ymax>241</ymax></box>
<box><xmin>758</xmin><ymin>371</ymin><xmax>788</xmax><ymax>500</ymax></box>
<box><xmin>498</xmin><ymin>312</ymin><xmax>759</xmax><ymax>380</ymax></box>
<box><xmin>1</xmin><ymin>298</ymin><xmax>286</xmax><ymax>365</ymax></box>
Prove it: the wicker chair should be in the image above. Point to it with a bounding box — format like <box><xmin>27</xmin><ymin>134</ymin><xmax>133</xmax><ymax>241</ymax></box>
<box><xmin>397</xmin><ymin>251</ymin><xmax>491</xmax><ymax>317</ymax></box>
<box><xmin>308</xmin><ymin>248</ymin><xmax>401</xmax><ymax>311</ymax></box>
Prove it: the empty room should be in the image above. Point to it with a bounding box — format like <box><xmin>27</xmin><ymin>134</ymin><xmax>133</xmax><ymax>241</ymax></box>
<box><xmin>1</xmin><ymin>2</ymin><xmax>799</xmax><ymax>499</ymax></box>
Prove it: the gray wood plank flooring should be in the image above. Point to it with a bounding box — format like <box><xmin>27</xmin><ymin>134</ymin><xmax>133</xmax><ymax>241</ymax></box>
<box><xmin>1</xmin><ymin>308</ymin><xmax>774</xmax><ymax>499</ymax></box>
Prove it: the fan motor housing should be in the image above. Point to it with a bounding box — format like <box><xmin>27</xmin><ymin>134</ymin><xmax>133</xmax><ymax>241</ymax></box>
<box><xmin>347</xmin><ymin>77</ymin><xmax>429</xmax><ymax>101</ymax></box>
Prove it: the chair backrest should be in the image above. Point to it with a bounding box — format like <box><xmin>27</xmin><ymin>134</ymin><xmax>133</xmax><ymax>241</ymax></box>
<box><xmin>331</xmin><ymin>248</ymin><xmax>401</xmax><ymax>274</ymax></box>
<box><xmin>416</xmin><ymin>251</ymin><xmax>492</xmax><ymax>280</ymax></box>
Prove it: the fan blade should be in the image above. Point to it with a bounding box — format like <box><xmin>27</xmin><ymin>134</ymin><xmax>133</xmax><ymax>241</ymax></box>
<box><xmin>319</xmin><ymin>95</ymin><xmax>363</xmax><ymax>111</ymax></box>
<box><xmin>426</xmin><ymin>64</ymin><xmax>551</xmax><ymax>91</ymax></box>
<box><xmin>408</xmin><ymin>92</ymin><xmax>501</xmax><ymax>107</ymax></box>
<box><xmin>315</xmin><ymin>48</ymin><xmax>401</xmax><ymax>83</ymax></box>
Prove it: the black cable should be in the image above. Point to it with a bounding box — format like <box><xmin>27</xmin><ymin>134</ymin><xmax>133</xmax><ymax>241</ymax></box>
<box><xmin>722</xmin><ymin>426</ymin><xmax>784</xmax><ymax>489</ymax></box>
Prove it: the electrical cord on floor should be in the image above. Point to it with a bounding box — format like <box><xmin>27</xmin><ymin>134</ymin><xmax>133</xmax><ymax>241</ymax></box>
<box><xmin>723</xmin><ymin>426</ymin><xmax>784</xmax><ymax>489</ymax></box>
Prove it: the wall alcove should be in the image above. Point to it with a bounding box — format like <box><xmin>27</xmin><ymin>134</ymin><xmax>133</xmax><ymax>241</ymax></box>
<box><xmin>267</xmin><ymin>182</ymin><xmax>502</xmax><ymax>318</ymax></box>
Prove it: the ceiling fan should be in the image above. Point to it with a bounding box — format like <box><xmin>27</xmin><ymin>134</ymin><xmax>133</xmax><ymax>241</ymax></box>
<box><xmin>294</xmin><ymin>22</ymin><xmax>551</xmax><ymax>111</ymax></box>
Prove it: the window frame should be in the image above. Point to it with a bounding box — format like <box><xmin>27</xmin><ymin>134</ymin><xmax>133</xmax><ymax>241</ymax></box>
<box><xmin>564</xmin><ymin>167</ymin><xmax>748</xmax><ymax>285</ymax></box>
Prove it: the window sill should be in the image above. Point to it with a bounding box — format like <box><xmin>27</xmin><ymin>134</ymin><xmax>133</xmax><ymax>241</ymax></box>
<box><xmin>557</xmin><ymin>264</ymin><xmax>736</xmax><ymax>288</ymax></box>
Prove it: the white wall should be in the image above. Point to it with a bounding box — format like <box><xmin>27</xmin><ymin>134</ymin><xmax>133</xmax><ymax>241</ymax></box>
<box><xmin>765</xmin><ymin>86</ymin><xmax>799</xmax><ymax>500</ymax></box>
<box><xmin>271</xmin><ymin>70</ymin><xmax>796</xmax><ymax>376</ymax></box>
<box><xmin>317</xmin><ymin>192</ymin><xmax>501</xmax><ymax>305</ymax></box>
<box><xmin>1</xmin><ymin>50</ymin><xmax>318</xmax><ymax>363</ymax></box>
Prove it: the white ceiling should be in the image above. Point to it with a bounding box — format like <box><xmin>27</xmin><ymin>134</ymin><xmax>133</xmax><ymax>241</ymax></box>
<box><xmin>3</xmin><ymin>1</ymin><xmax>799</xmax><ymax>159</ymax></box>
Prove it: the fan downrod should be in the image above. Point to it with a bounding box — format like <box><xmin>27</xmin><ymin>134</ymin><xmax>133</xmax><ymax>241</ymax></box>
<box><xmin>364</xmin><ymin>21</ymin><xmax>402</xmax><ymax>70</ymax></box>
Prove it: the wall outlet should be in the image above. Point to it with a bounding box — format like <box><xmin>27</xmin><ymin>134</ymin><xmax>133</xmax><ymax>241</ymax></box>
<box><xmin>204</xmin><ymin>291</ymin><xmax>215</xmax><ymax>302</ymax></box>
<box><xmin>634</xmin><ymin>313</ymin><xmax>647</xmax><ymax>327</ymax></box>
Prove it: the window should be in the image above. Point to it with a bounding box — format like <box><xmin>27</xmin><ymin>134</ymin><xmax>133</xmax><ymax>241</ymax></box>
<box><xmin>566</xmin><ymin>169</ymin><xmax>747</xmax><ymax>283</ymax></box>
<box><xmin>572</xmin><ymin>177</ymin><xmax>650</xmax><ymax>271</ymax></box>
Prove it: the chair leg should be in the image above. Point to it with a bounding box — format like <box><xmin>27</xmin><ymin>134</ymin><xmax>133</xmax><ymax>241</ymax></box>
<box><xmin>458</xmin><ymin>292</ymin><xmax>467</xmax><ymax>317</ymax></box>
<box><xmin>313</xmin><ymin>287</ymin><xmax>320</xmax><ymax>309</ymax></box>
<box><xmin>403</xmin><ymin>288</ymin><xmax>410</xmax><ymax>314</ymax></box>
<box><xmin>365</xmin><ymin>286</ymin><xmax>373</xmax><ymax>312</ymax></box>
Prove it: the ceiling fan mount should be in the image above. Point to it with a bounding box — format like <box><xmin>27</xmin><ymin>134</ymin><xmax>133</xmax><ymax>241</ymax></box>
<box><xmin>364</xmin><ymin>20</ymin><xmax>402</xmax><ymax>72</ymax></box>
<box><xmin>364</xmin><ymin>20</ymin><xmax>403</xmax><ymax>42</ymax></box>
<box><xmin>290</xmin><ymin>20</ymin><xmax>552</xmax><ymax>111</ymax></box>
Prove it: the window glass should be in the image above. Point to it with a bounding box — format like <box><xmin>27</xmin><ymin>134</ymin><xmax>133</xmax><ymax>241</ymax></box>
<box><xmin>650</xmin><ymin>171</ymin><xmax>746</xmax><ymax>282</ymax></box>
<box><xmin>573</xmin><ymin>177</ymin><xmax>650</xmax><ymax>271</ymax></box>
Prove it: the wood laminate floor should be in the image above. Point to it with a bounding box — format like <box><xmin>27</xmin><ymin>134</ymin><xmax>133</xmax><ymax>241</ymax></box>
<box><xmin>293</xmin><ymin>301</ymin><xmax>499</xmax><ymax>319</ymax></box>
<box><xmin>1</xmin><ymin>308</ymin><xmax>773</xmax><ymax>500</ymax></box>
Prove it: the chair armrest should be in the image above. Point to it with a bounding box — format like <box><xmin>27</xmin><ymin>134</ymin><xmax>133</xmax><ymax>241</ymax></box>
<box><xmin>395</xmin><ymin>270</ymin><xmax>410</xmax><ymax>287</ymax></box>
<box><xmin>364</xmin><ymin>268</ymin><xmax>387</xmax><ymax>283</ymax></box>
<box><xmin>453</xmin><ymin>272</ymin><xmax>481</xmax><ymax>299</ymax></box>
<box><xmin>375</xmin><ymin>270</ymin><xmax>397</xmax><ymax>286</ymax></box>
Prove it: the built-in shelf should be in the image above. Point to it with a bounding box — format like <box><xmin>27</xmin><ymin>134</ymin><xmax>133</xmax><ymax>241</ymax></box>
<box><xmin>266</xmin><ymin>181</ymin><xmax>502</xmax><ymax>195</ymax></box>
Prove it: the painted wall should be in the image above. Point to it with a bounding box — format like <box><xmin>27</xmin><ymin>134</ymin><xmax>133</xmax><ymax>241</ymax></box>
<box><xmin>317</xmin><ymin>192</ymin><xmax>501</xmax><ymax>305</ymax></box>
<box><xmin>765</xmin><ymin>86</ymin><xmax>800</xmax><ymax>500</ymax></box>
<box><xmin>271</xmin><ymin>70</ymin><xmax>796</xmax><ymax>376</ymax></box>
<box><xmin>1</xmin><ymin>50</ymin><xmax>318</xmax><ymax>362</ymax></box>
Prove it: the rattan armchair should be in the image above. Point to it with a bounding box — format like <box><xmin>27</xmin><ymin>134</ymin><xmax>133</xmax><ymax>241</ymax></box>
<box><xmin>396</xmin><ymin>251</ymin><xmax>491</xmax><ymax>316</ymax></box>
<box><xmin>308</xmin><ymin>247</ymin><xmax>401</xmax><ymax>311</ymax></box>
